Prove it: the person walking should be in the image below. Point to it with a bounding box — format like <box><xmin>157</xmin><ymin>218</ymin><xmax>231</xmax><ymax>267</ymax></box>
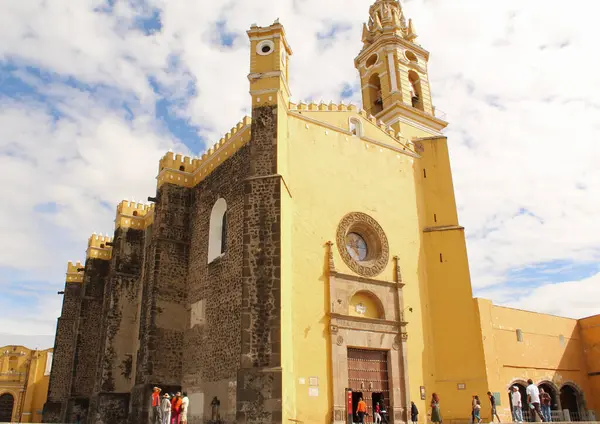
<box><xmin>431</xmin><ymin>393</ymin><xmax>442</xmax><ymax>424</ymax></box>
<box><xmin>511</xmin><ymin>386</ymin><xmax>523</xmax><ymax>423</ymax></box>
<box><xmin>161</xmin><ymin>393</ymin><xmax>171</xmax><ymax>424</ymax></box>
<box><xmin>472</xmin><ymin>395</ymin><xmax>478</xmax><ymax>423</ymax></box>
<box><xmin>540</xmin><ymin>389</ymin><xmax>552</xmax><ymax>422</ymax></box>
<box><xmin>473</xmin><ymin>396</ymin><xmax>482</xmax><ymax>424</ymax></box>
<box><xmin>356</xmin><ymin>397</ymin><xmax>367</xmax><ymax>424</ymax></box>
<box><xmin>152</xmin><ymin>387</ymin><xmax>162</xmax><ymax>424</ymax></box>
<box><xmin>526</xmin><ymin>380</ymin><xmax>545</xmax><ymax>422</ymax></box>
<box><xmin>380</xmin><ymin>400</ymin><xmax>389</xmax><ymax>424</ymax></box>
<box><xmin>180</xmin><ymin>392</ymin><xmax>189</xmax><ymax>424</ymax></box>
<box><xmin>488</xmin><ymin>391</ymin><xmax>502</xmax><ymax>423</ymax></box>
<box><xmin>411</xmin><ymin>401</ymin><xmax>419</xmax><ymax>424</ymax></box>
<box><xmin>171</xmin><ymin>392</ymin><xmax>183</xmax><ymax>424</ymax></box>
<box><xmin>374</xmin><ymin>401</ymin><xmax>382</xmax><ymax>424</ymax></box>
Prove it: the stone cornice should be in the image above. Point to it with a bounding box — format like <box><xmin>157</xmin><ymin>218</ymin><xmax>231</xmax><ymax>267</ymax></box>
<box><xmin>423</xmin><ymin>225</ymin><xmax>464</xmax><ymax>233</ymax></box>
<box><xmin>330</xmin><ymin>270</ymin><xmax>404</xmax><ymax>289</ymax></box>
<box><xmin>355</xmin><ymin>33</ymin><xmax>430</xmax><ymax>65</ymax></box>
<box><xmin>377</xmin><ymin>101</ymin><xmax>448</xmax><ymax>132</ymax></box>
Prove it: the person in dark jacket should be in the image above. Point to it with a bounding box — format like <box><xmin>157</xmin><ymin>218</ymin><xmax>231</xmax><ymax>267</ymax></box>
<box><xmin>411</xmin><ymin>401</ymin><xmax>419</xmax><ymax>424</ymax></box>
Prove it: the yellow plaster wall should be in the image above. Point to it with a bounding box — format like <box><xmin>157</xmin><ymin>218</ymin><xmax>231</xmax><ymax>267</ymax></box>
<box><xmin>281</xmin><ymin>111</ymin><xmax>434</xmax><ymax>423</ymax></box>
<box><xmin>580</xmin><ymin>315</ymin><xmax>600</xmax><ymax>411</ymax></box>
<box><xmin>476</xmin><ymin>299</ymin><xmax>593</xmax><ymax>421</ymax></box>
<box><xmin>0</xmin><ymin>346</ymin><xmax>52</xmax><ymax>423</ymax></box>
<box><xmin>415</xmin><ymin>136</ymin><xmax>489</xmax><ymax>420</ymax></box>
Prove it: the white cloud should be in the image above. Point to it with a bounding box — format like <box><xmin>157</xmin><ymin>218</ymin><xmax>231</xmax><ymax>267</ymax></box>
<box><xmin>490</xmin><ymin>271</ymin><xmax>600</xmax><ymax>320</ymax></box>
<box><xmin>0</xmin><ymin>0</ymin><xmax>599</xmax><ymax>343</ymax></box>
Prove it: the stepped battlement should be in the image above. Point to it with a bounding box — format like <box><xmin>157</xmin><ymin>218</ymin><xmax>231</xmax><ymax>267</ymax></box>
<box><xmin>157</xmin><ymin>116</ymin><xmax>252</xmax><ymax>188</ymax></box>
<box><xmin>115</xmin><ymin>200</ymin><xmax>155</xmax><ymax>230</ymax></box>
<box><xmin>66</xmin><ymin>260</ymin><xmax>84</xmax><ymax>283</ymax></box>
<box><xmin>86</xmin><ymin>233</ymin><xmax>113</xmax><ymax>260</ymax></box>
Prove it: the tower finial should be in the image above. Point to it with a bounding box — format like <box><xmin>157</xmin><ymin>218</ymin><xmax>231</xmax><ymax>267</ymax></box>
<box><xmin>363</xmin><ymin>0</ymin><xmax>411</xmax><ymax>46</ymax></box>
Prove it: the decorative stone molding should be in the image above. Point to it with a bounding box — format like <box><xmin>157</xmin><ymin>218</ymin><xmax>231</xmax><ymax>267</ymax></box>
<box><xmin>336</xmin><ymin>335</ymin><xmax>344</xmax><ymax>346</ymax></box>
<box><xmin>336</xmin><ymin>212</ymin><xmax>389</xmax><ymax>277</ymax></box>
<box><xmin>331</xmin><ymin>313</ymin><xmax>400</xmax><ymax>334</ymax></box>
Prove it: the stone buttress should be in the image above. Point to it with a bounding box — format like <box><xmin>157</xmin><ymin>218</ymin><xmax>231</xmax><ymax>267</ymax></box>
<box><xmin>65</xmin><ymin>235</ymin><xmax>112</xmax><ymax>423</ymax></box>
<box><xmin>88</xmin><ymin>202</ymin><xmax>153</xmax><ymax>424</ymax></box>
<box><xmin>129</xmin><ymin>184</ymin><xmax>190</xmax><ymax>423</ymax></box>
<box><xmin>42</xmin><ymin>261</ymin><xmax>84</xmax><ymax>423</ymax></box>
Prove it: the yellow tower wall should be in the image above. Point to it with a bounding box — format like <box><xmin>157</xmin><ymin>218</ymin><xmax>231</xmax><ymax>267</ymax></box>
<box><xmin>416</xmin><ymin>136</ymin><xmax>489</xmax><ymax>419</ymax></box>
<box><xmin>580</xmin><ymin>315</ymin><xmax>600</xmax><ymax>412</ymax></box>
<box><xmin>281</xmin><ymin>109</ymin><xmax>434</xmax><ymax>423</ymax></box>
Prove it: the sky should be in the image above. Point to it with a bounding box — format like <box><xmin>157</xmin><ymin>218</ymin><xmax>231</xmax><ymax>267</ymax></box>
<box><xmin>0</xmin><ymin>0</ymin><xmax>599</xmax><ymax>349</ymax></box>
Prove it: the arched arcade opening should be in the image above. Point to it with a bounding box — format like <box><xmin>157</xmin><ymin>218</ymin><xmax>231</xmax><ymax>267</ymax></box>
<box><xmin>560</xmin><ymin>384</ymin><xmax>584</xmax><ymax>421</ymax></box>
<box><xmin>0</xmin><ymin>393</ymin><xmax>14</xmax><ymax>422</ymax></box>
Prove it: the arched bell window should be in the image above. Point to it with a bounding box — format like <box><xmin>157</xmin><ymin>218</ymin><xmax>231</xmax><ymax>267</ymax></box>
<box><xmin>208</xmin><ymin>198</ymin><xmax>228</xmax><ymax>263</ymax></box>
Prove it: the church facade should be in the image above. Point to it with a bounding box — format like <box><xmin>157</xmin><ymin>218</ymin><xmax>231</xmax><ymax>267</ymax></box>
<box><xmin>42</xmin><ymin>1</ymin><xmax>600</xmax><ymax>423</ymax></box>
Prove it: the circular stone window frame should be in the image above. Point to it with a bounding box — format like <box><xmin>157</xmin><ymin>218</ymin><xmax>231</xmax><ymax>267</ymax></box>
<box><xmin>257</xmin><ymin>40</ymin><xmax>275</xmax><ymax>56</ymax></box>
<box><xmin>365</xmin><ymin>53</ymin><xmax>379</xmax><ymax>68</ymax></box>
<box><xmin>336</xmin><ymin>212</ymin><xmax>390</xmax><ymax>277</ymax></box>
<box><xmin>405</xmin><ymin>50</ymin><xmax>418</xmax><ymax>63</ymax></box>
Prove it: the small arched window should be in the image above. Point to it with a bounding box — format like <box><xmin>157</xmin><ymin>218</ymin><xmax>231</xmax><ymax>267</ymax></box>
<box><xmin>208</xmin><ymin>198</ymin><xmax>228</xmax><ymax>263</ymax></box>
<box><xmin>368</xmin><ymin>73</ymin><xmax>383</xmax><ymax>114</ymax></box>
<box><xmin>349</xmin><ymin>118</ymin><xmax>362</xmax><ymax>136</ymax></box>
<box><xmin>132</xmin><ymin>211</ymin><xmax>138</xmax><ymax>217</ymax></box>
<box><xmin>408</xmin><ymin>70</ymin><xmax>424</xmax><ymax>111</ymax></box>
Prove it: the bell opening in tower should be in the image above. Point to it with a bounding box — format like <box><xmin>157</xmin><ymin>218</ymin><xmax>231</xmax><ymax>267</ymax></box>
<box><xmin>368</xmin><ymin>73</ymin><xmax>383</xmax><ymax>115</ymax></box>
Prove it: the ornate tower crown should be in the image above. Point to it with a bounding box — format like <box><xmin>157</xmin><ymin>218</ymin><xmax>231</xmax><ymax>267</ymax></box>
<box><xmin>362</xmin><ymin>0</ymin><xmax>417</xmax><ymax>46</ymax></box>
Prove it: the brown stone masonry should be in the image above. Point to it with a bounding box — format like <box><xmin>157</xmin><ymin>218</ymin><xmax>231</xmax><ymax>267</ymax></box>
<box><xmin>236</xmin><ymin>105</ymin><xmax>283</xmax><ymax>424</ymax></box>
<box><xmin>130</xmin><ymin>184</ymin><xmax>190</xmax><ymax>424</ymax></box>
<box><xmin>183</xmin><ymin>139</ymin><xmax>251</xmax><ymax>423</ymax></box>
<box><xmin>66</xmin><ymin>258</ymin><xmax>110</xmax><ymax>423</ymax></box>
<box><xmin>88</xmin><ymin>226</ymin><xmax>146</xmax><ymax>424</ymax></box>
<box><xmin>43</xmin><ymin>281</ymin><xmax>83</xmax><ymax>423</ymax></box>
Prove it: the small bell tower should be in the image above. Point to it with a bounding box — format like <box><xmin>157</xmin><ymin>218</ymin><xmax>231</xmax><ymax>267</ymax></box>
<box><xmin>356</xmin><ymin>0</ymin><xmax>445</xmax><ymax>133</ymax></box>
<box><xmin>247</xmin><ymin>20</ymin><xmax>293</xmax><ymax>108</ymax></box>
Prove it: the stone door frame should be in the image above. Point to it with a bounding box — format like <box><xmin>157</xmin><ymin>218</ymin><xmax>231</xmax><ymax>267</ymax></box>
<box><xmin>327</xmin><ymin>243</ymin><xmax>410</xmax><ymax>424</ymax></box>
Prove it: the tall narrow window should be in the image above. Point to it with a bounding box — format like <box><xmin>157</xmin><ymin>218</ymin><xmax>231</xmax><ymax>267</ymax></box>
<box><xmin>221</xmin><ymin>211</ymin><xmax>228</xmax><ymax>254</ymax></box>
<box><xmin>368</xmin><ymin>73</ymin><xmax>383</xmax><ymax>115</ymax></box>
<box><xmin>516</xmin><ymin>329</ymin><xmax>523</xmax><ymax>342</ymax></box>
<box><xmin>208</xmin><ymin>198</ymin><xmax>228</xmax><ymax>263</ymax></box>
<box><xmin>408</xmin><ymin>70</ymin><xmax>424</xmax><ymax>111</ymax></box>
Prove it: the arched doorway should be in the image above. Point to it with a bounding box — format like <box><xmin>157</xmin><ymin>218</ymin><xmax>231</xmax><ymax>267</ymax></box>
<box><xmin>560</xmin><ymin>384</ymin><xmax>583</xmax><ymax>421</ymax></box>
<box><xmin>0</xmin><ymin>393</ymin><xmax>14</xmax><ymax>422</ymax></box>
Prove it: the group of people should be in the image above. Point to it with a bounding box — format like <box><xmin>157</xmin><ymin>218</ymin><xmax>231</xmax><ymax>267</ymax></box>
<box><xmin>152</xmin><ymin>387</ymin><xmax>190</xmax><ymax>424</ymax></box>
<box><xmin>428</xmin><ymin>379</ymin><xmax>553</xmax><ymax>424</ymax></box>
<box><xmin>355</xmin><ymin>397</ymin><xmax>390</xmax><ymax>423</ymax></box>
<box><xmin>510</xmin><ymin>380</ymin><xmax>553</xmax><ymax>423</ymax></box>
<box><xmin>469</xmin><ymin>392</ymin><xmax>501</xmax><ymax>424</ymax></box>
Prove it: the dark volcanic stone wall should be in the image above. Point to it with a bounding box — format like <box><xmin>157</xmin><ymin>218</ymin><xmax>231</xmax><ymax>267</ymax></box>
<box><xmin>43</xmin><ymin>281</ymin><xmax>83</xmax><ymax>423</ymax></box>
<box><xmin>89</xmin><ymin>226</ymin><xmax>146</xmax><ymax>424</ymax></box>
<box><xmin>183</xmin><ymin>142</ymin><xmax>250</xmax><ymax>423</ymax></box>
<box><xmin>236</xmin><ymin>105</ymin><xmax>282</xmax><ymax>424</ymax></box>
<box><xmin>66</xmin><ymin>258</ymin><xmax>110</xmax><ymax>423</ymax></box>
<box><xmin>130</xmin><ymin>185</ymin><xmax>190</xmax><ymax>424</ymax></box>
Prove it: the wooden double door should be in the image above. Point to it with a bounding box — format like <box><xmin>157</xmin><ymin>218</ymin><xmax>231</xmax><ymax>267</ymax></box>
<box><xmin>348</xmin><ymin>348</ymin><xmax>390</xmax><ymax>423</ymax></box>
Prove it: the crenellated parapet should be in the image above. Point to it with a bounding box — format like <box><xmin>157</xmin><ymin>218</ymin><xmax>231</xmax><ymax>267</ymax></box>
<box><xmin>290</xmin><ymin>101</ymin><xmax>359</xmax><ymax>112</ymax></box>
<box><xmin>66</xmin><ymin>261</ymin><xmax>85</xmax><ymax>283</ymax></box>
<box><xmin>114</xmin><ymin>200</ymin><xmax>155</xmax><ymax>230</ymax></box>
<box><xmin>289</xmin><ymin>100</ymin><xmax>414</xmax><ymax>151</ymax></box>
<box><xmin>157</xmin><ymin>116</ymin><xmax>252</xmax><ymax>188</ymax></box>
<box><xmin>86</xmin><ymin>233</ymin><xmax>113</xmax><ymax>260</ymax></box>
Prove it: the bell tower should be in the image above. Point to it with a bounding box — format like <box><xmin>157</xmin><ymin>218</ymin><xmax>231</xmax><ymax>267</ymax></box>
<box><xmin>355</xmin><ymin>0</ymin><xmax>446</xmax><ymax>134</ymax></box>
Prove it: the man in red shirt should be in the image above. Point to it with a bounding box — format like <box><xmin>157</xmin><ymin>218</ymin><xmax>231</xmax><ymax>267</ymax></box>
<box><xmin>152</xmin><ymin>387</ymin><xmax>162</xmax><ymax>424</ymax></box>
